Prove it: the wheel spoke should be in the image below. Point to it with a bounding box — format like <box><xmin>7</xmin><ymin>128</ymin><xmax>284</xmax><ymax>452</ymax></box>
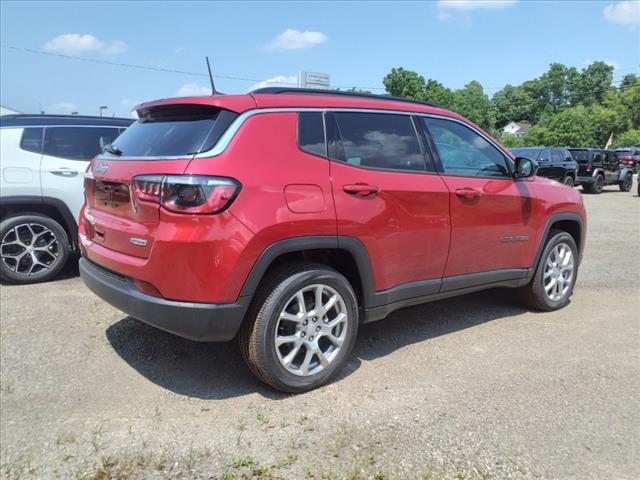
<box><xmin>322</xmin><ymin>294</ymin><xmax>338</xmax><ymax>313</ymax></box>
<box><xmin>296</xmin><ymin>291</ymin><xmax>306</xmax><ymax>315</ymax></box>
<box><xmin>324</xmin><ymin>312</ymin><xmax>346</xmax><ymax>329</ymax></box>
<box><xmin>282</xmin><ymin>345</ymin><xmax>301</xmax><ymax>367</ymax></box>
<box><xmin>299</xmin><ymin>348</ymin><xmax>313</xmax><ymax>375</ymax></box>
<box><xmin>316</xmin><ymin>350</ymin><xmax>330</xmax><ymax>367</ymax></box>
<box><xmin>279</xmin><ymin>311</ymin><xmax>301</xmax><ymax>323</ymax></box>
<box><xmin>325</xmin><ymin>333</ymin><xmax>344</xmax><ymax>347</ymax></box>
<box><xmin>545</xmin><ymin>278</ymin><xmax>556</xmax><ymax>293</ymax></box>
<box><xmin>314</xmin><ymin>285</ymin><xmax>324</xmax><ymax>312</ymax></box>
<box><xmin>276</xmin><ymin>334</ymin><xmax>300</xmax><ymax>347</ymax></box>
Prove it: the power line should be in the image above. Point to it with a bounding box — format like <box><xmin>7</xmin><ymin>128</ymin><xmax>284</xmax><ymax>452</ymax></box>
<box><xmin>2</xmin><ymin>43</ymin><xmax>637</xmax><ymax>102</ymax></box>
<box><xmin>0</xmin><ymin>44</ymin><xmax>387</xmax><ymax>91</ymax></box>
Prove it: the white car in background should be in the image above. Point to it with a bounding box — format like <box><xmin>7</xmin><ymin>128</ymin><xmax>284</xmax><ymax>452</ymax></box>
<box><xmin>0</xmin><ymin>114</ymin><xmax>133</xmax><ymax>284</ymax></box>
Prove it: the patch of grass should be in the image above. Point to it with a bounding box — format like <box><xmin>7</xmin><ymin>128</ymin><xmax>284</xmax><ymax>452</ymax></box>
<box><xmin>257</xmin><ymin>412</ymin><xmax>270</xmax><ymax>426</ymax></box>
<box><xmin>232</xmin><ymin>456</ymin><xmax>257</xmax><ymax>468</ymax></box>
<box><xmin>55</xmin><ymin>432</ymin><xmax>76</xmax><ymax>446</ymax></box>
<box><xmin>1</xmin><ymin>379</ymin><xmax>13</xmax><ymax>394</ymax></box>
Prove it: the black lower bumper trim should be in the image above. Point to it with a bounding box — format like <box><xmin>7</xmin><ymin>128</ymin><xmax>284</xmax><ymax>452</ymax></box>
<box><xmin>79</xmin><ymin>257</ymin><xmax>250</xmax><ymax>342</ymax></box>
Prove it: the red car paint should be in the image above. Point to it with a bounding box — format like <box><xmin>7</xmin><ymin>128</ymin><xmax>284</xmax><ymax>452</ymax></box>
<box><xmin>80</xmin><ymin>92</ymin><xmax>586</xmax><ymax>307</ymax></box>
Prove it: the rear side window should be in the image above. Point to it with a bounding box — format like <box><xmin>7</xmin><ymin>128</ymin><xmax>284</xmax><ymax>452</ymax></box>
<box><xmin>423</xmin><ymin>117</ymin><xmax>510</xmax><ymax>178</ymax></box>
<box><xmin>333</xmin><ymin>112</ymin><xmax>425</xmax><ymax>172</ymax></box>
<box><xmin>111</xmin><ymin>105</ymin><xmax>238</xmax><ymax>158</ymax></box>
<box><xmin>20</xmin><ymin>128</ymin><xmax>44</xmax><ymax>154</ymax></box>
<box><xmin>44</xmin><ymin>127</ymin><xmax>121</xmax><ymax>161</ymax></box>
<box><xmin>551</xmin><ymin>149</ymin><xmax>562</xmax><ymax>162</ymax></box>
<box><xmin>568</xmin><ymin>149</ymin><xmax>590</xmax><ymax>162</ymax></box>
<box><xmin>297</xmin><ymin>112</ymin><xmax>326</xmax><ymax>157</ymax></box>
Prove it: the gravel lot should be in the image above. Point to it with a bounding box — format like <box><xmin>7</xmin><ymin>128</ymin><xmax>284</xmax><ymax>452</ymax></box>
<box><xmin>1</xmin><ymin>182</ymin><xmax>639</xmax><ymax>480</ymax></box>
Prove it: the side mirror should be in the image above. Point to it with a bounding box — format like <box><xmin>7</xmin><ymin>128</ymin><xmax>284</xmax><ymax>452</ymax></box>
<box><xmin>514</xmin><ymin>157</ymin><xmax>538</xmax><ymax>179</ymax></box>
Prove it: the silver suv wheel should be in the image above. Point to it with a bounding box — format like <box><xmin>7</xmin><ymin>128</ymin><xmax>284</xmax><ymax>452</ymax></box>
<box><xmin>543</xmin><ymin>242</ymin><xmax>574</xmax><ymax>301</ymax></box>
<box><xmin>275</xmin><ymin>284</ymin><xmax>348</xmax><ymax>376</ymax></box>
<box><xmin>1</xmin><ymin>223</ymin><xmax>61</xmax><ymax>276</ymax></box>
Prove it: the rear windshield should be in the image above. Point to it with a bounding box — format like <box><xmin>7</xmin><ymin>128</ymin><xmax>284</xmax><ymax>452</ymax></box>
<box><xmin>109</xmin><ymin>105</ymin><xmax>237</xmax><ymax>158</ymax></box>
<box><xmin>616</xmin><ymin>150</ymin><xmax>632</xmax><ymax>156</ymax></box>
<box><xmin>510</xmin><ymin>147</ymin><xmax>543</xmax><ymax>160</ymax></box>
<box><xmin>568</xmin><ymin>149</ymin><xmax>590</xmax><ymax>161</ymax></box>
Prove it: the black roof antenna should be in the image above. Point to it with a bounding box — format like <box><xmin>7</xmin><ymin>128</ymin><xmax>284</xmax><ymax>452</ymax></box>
<box><xmin>206</xmin><ymin>56</ymin><xmax>219</xmax><ymax>95</ymax></box>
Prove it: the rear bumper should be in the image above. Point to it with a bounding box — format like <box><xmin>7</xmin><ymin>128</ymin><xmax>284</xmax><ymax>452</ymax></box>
<box><xmin>576</xmin><ymin>175</ymin><xmax>594</xmax><ymax>184</ymax></box>
<box><xmin>79</xmin><ymin>257</ymin><xmax>250</xmax><ymax>342</ymax></box>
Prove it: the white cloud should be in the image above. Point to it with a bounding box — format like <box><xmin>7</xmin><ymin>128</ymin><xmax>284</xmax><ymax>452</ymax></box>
<box><xmin>437</xmin><ymin>0</ymin><xmax>518</xmax><ymax>9</ymax></box>
<box><xmin>249</xmin><ymin>75</ymin><xmax>298</xmax><ymax>91</ymax></box>
<box><xmin>437</xmin><ymin>11</ymin><xmax>453</xmax><ymax>20</ymax></box>
<box><xmin>603</xmin><ymin>1</ymin><xmax>640</xmax><ymax>28</ymax></box>
<box><xmin>263</xmin><ymin>29</ymin><xmax>327</xmax><ymax>51</ymax></box>
<box><xmin>45</xmin><ymin>102</ymin><xmax>78</xmax><ymax>114</ymax></box>
<box><xmin>176</xmin><ymin>83</ymin><xmax>211</xmax><ymax>96</ymax></box>
<box><xmin>42</xmin><ymin>34</ymin><xmax>128</xmax><ymax>55</ymax></box>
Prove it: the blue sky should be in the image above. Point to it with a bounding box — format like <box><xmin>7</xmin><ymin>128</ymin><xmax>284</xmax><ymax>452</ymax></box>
<box><xmin>1</xmin><ymin>0</ymin><xmax>638</xmax><ymax>117</ymax></box>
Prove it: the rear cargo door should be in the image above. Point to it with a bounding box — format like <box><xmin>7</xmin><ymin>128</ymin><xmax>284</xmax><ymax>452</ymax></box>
<box><xmin>83</xmin><ymin>104</ymin><xmax>238</xmax><ymax>258</ymax></box>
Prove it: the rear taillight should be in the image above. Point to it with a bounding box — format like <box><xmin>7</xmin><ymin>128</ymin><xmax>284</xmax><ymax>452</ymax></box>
<box><xmin>131</xmin><ymin>175</ymin><xmax>240</xmax><ymax>214</ymax></box>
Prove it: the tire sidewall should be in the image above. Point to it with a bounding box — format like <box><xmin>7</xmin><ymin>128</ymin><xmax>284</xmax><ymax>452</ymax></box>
<box><xmin>563</xmin><ymin>175</ymin><xmax>574</xmax><ymax>187</ymax></box>
<box><xmin>620</xmin><ymin>175</ymin><xmax>632</xmax><ymax>192</ymax></box>
<box><xmin>594</xmin><ymin>174</ymin><xmax>604</xmax><ymax>193</ymax></box>
<box><xmin>531</xmin><ymin>232</ymin><xmax>579</xmax><ymax>310</ymax></box>
<box><xmin>0</xmin><ymin>215</ymin><xmax>69</xmax><ymax>284</ymax></box>
<box><xmin>256</xmin><ymin>269</ymin><xmax>359</xmax><ymax>392</ymax></box>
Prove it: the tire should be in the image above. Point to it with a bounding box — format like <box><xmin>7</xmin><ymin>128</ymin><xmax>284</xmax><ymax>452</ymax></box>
<box><xmin>0</xmin><ymin>214</ymin><xmax>70</xmax><ymax>284</ymax></box>
<box><xmin>592</xmin><ymin>174</ymin><xmax>605</xmax><ymax>194</ymax></box>
<box><xmin>519</xmin><ymin>229</ymin><xmax>579</xmax><ymax>311</ymax></box>
<box><xmin>619</xmin><ymin>174</ymin><xmax>632</xmax><ymax>192</ymax></box>
<box><xmin>562</xmin><ymin>175</ymin><xmax>575</xmax><ymax>187</ymax></box>
<box><xmin>239</xmin><ymin>263</ymin><xmax>359</xmax><ymax>393</ymax></box>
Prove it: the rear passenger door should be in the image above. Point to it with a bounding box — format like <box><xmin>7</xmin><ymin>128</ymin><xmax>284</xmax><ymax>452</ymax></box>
<box><xmin>0</xmin><ymin>127</ymin><xmax>43</xmax><ymax>198</ymax></box>
<box><xmin>421</xmin><ymin>116</ymin><xmax>537</xmax><ymax>280</ymax></box>
<box><xmin>327</xmin><ymin>111</ymin><xmax>451</xmax><ymax>294</ymax></box>
<box><xmin>40</xmin><ymin>126</ymin><xmax>121</xmax><ymax>224</ymax></box>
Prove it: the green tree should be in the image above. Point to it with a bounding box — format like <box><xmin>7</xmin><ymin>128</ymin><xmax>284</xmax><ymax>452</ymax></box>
<box><xmin>452</xmin><ymin>81</ymin><xmax>494</xmax><ymax>130</ymax></box>
<box><xmin>573</xmin><ymin>61</ymin><xmax>614</xmax><ymax>105</ymax></box>
<box><xmin>382</xmin><ymin>68</ymin><xmax>426</xmax><ymax>99</ymax></box>
<box><xmin>423</xmin><ymin>79</ymin><xmax>454</xmax><ymax>108</ymax></box>
<box><xmin>613</xmin><ymin>129</ymin><xmax>640</xmax><ymax>148</ymax></box>
<box><xmin>619</xmin><ymin>74</ymin><xmax>640</xmax><ymax>128</ymax></box>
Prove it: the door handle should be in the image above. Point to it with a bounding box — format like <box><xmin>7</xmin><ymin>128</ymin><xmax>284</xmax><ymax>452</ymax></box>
<box><xmin>455</xmin><ymin>188</ymin><xmax>481</xmax><ymax>200</ymax></box>
<box><xmin>343</xmin><ymin>183</ymin><xmax>379</xmax><ymax>196</ymax></box>
<box><xmin>50</xmin><ymin>168</ymin><xmax>78</xmax><ymax>177</ymax></box>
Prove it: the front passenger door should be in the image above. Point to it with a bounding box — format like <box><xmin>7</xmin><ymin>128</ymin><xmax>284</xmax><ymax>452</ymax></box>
<box><xmin>422</xmin><ymin>117</ymin><xmax>538</xmax><ymax>281</ymax></box>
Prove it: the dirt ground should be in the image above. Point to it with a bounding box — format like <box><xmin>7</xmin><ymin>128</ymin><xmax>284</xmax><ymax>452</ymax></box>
<box><xmin>1</xmin><ymin>182</ymin><xmax>639</xmax><ymax>480</ymax></box>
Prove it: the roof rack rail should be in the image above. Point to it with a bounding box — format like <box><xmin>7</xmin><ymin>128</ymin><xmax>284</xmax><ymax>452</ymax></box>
<box><xmin>250</xmin><ymin>87</ymin><xmax>442</xmax><ymax>109</ymax></box>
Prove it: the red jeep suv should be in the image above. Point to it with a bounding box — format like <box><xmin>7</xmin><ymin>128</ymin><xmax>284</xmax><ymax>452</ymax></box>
<box><xmin>80</xmin><ymin>88</ymin><xmax>586</xmax><ymax>392</ymax></box>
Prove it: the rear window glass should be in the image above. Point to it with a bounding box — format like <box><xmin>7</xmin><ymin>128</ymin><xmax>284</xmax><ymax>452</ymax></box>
<box><xmin>333</xmin><ymin>112</ymin><xmax>425</xmax><ymax>172</ymax></box>
<box><xmin>298</xmin><ymin>112</ymin><xmax>326</xmax><ymax>157</ymax></box>
<box><xmin>617</xmin><ymin>150</ymin><xmax>632</xmax><ymax>156</ymax></box>
<box><xmin>20</xmin><ymin>127</ymin><xmax>44</xmax><ymax>154</ymax></box>
<box><xmin>110</xmin><ymin>105</ymin><xmax>237</xmax><ymax>158</ymax></box>
<box><xmin>44</xmin><ymin>127</ymin><xmax>122</xmax><ymax>161</ymax></box>
<box><xmin>568</xmin><ymin>149</ymin><xmax>590</xmax><ymax>161</ymax></box>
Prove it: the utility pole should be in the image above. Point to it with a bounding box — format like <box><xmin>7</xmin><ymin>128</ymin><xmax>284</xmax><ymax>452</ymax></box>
<box><xmin>99</xmin><ymin>105</ymin><xmax>108</xmax><ymax>117</ymax></box>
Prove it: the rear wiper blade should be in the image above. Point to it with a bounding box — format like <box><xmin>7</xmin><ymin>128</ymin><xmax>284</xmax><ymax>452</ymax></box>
<box><xmin>103</xmin><ymin>144</ymin><xmax>122</xmax><ymax>156</ymax></box>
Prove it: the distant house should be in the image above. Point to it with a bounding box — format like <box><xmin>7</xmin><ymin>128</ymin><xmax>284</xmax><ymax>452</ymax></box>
<box><xmin>502</xmin><ymin>121</ymin><xmax>530</xmax><ymax>138</ymax></box>
<box><xmin>0</xmin><ymin>105</ymin><xmax>21</xmax><ymax>116</ymax></box>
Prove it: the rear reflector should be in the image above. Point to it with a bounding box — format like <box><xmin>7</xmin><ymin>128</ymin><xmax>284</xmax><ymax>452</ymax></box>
<box><xmin>132</xmin><ymin>175</ymin><xmax>240</xmax><ymax>214</ymax></box>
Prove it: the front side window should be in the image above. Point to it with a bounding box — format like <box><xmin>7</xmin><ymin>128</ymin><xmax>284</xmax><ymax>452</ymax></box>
<box><xmin>44</xmin><ymin>127</ymin><xmax>122</xmax><ymax>161</ymax></box>
<box><xmin>333</xmin><ymin>112</ymin><xmax>425</xmax><ymax>172</ymax></box>
<box><xmin>297</xmin><ymin>112</ymin><xmax>326</xmax><ymax>157</ymax></box>
<box><xmin>423</xmin><ymin>117</ymin><xmax>510</xmax><ymax>178</ymax></box>
<box><xmin>20</xmin><ymin>127</ymin><xmax>44</xmax><ymax>154</ymax></box>
<box><xmin>551</xmin><ymin>149</ymin><xmax>562</xmax><ymax>163</ymax></box>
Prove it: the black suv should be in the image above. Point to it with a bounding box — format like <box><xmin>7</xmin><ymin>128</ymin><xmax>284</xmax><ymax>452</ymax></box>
<box><xmin>568</xmin><ymin>148</ymin><xmax>634</xmax><ymax>194</ymax></box>
<box><xmin>509</xmin><ymin>147</ymin><xmax>578</xmax><ymax>186</ymax></box>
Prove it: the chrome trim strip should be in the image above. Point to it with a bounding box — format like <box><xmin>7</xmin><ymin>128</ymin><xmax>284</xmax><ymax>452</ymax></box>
<box><xmin>92</xmin><ymin>106</ymin><xmax>511</xmax><ymax>163</ymax></box>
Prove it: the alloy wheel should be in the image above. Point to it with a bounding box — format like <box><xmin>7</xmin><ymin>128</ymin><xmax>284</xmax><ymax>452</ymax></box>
<box><xmin>543</xmin><ymin>242</ymin><xmax>574</xmax><ymax>302</ymax></box>
<box><xmin>274</xmin><ymin>284</ymin><xmax>348</xmax><ymax>376</ymax></box>
<box><xmin>1</xmin><ymin>223</ymin><xmax>61</xmax><ymax>276</ymax></box>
